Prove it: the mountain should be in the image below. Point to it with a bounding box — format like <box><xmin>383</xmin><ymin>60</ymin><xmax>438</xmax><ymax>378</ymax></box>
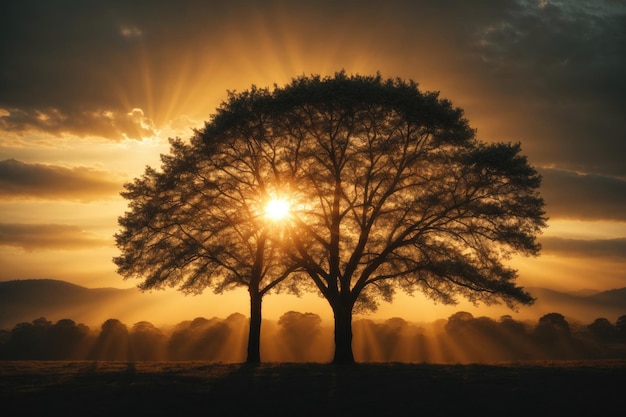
<box><xmin>2</xmin><ymin>279</ymin><xmax>625</xmax><ymax>330</ymax></box>
<box><xmin>0</xmin><ymin>279</ymin><xmax>247</xmax><ymax>330</ymax></box>
<box><xmin>565</xmin><ymin>289</ymin><xmax>601</xmax><ymax>297</ymax></box>
<box><xmin>525</xmin><ymin>287</ymin><xmax>626</xmax><ymax>324</ymax></box>
<box><xmin>0</xmin><ymin>279</ymin><xmax>138</xmax><ymax>329</ymax></box>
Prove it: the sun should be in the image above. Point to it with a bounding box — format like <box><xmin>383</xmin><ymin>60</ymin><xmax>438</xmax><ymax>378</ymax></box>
<box><xmin>265</xmin><ymin>198</ymin><xmax>291</xmax><ymax>221</ymax></box>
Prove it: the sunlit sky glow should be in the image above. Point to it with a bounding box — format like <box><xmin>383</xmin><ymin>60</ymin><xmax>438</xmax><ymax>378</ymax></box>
<box><xmin>1</xmin><ymin>0</ymin><xmax>625</xmax><ymax>325</ymax></box>
<box><xmin>265</xmin><ymin>198</ymin><xmax>291</xmax><ymax>222</ymax></box>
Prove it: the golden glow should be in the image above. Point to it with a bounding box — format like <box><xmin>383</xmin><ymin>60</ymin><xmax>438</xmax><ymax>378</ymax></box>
<box><xmin>264</xmin><ymin>198</ymin><xmax>291</xmax><ymax>221</ymax></box>
<box><xmin>544</xmin><ymin>219</ymin><xmax>626</xmax><ymax>239</ymax></box>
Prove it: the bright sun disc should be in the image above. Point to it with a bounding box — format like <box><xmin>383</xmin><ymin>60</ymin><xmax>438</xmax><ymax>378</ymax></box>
<box><xmin>265</xmin><ymin>198</ymin><xmax>290</xmax><ymax>221</ymax></box>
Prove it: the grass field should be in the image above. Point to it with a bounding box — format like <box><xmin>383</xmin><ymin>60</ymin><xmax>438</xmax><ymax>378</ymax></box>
<box><xmin>1</xmin><ymin>360</ymin><xmax>625</xmax><ymax>416</ymax></box>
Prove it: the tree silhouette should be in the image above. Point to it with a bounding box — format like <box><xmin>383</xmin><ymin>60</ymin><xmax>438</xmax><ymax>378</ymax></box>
<box><xmin>286</xmin><ymin>74</ymin><xmax>545</xmax><ymax>363</ymax></box>
<box><xmin>130</xmin><ymin>321</ymin><xmax>167</xmax><ymax>361</ymax></box>
<box><xmin>587</xmin><ymin>318</ymin><xmax>618</xmax><ymax>343</ymax></box>
<box><xmin>166</xmin><ymin>316</ymin><xmax>245</xmax><ymax>361</ymax></box>
<box><xmin>616</xmin><ymin>315</ymin><xmax>626</xmax><ymax>340</ymax></box>
<box><xmin>6</xmin><ymin>317</ymin><xmax>51</xmax><ymax>359</ymax></box>
<box><xmin>353</xmin><ymin>317</ymin><xmax>411</xmax><ymax>362</ymax></box>
<box><xmin>211</xmin><ymin>72</ymin><xmax>545</xmax><ymax>363</ymax></box>
<box><xmin>47</xmin><ymin>318</ymin><xmax>91</xmax><ymax>359</ymax></box>
<box><xmin>91</xmin><ymin>319</ymin><xmax>130</xmax><ymax>361</ymax></box>
<box><xmin>277</xmin><ymin>311</ymin><xmax>324</xmax><ymax>361</ymax></box>
<box><xmin>498</xmin><ymin>315</ymin><xmax>533</xmax><ymax>360</ymax></box>
<box><xmin>115</xmin><ymin>72</ymin><xmax>546</xmax><ymax>364</ymax></box>
<box><xmin>533</xmin><ymin>312</ymin><xmax>575</xmax><ymax>358</ymax></box>
<box><xmin>114</xmin><ymin>123</ymin><xmax>303</xmax><ymax>363</ymax></box>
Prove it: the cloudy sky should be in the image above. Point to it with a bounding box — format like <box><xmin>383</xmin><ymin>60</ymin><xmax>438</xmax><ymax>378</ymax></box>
<box><xmin>1</xmin><ymin>0</ymin><xmax>624</xmax><ymax>323</ymax></box>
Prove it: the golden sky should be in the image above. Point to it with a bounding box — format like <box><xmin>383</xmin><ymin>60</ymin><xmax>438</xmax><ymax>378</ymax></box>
<box><xmin>1</xmin><ymin>0</ymin><xmax>625</xmax><ymax>324</ymax></box>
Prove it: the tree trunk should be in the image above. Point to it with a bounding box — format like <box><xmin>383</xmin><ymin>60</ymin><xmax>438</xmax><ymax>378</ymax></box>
<box><xmin>247</xmin><ymin>288</ymin><xmax>262</xmax><ymax>364</ymax></box>
<box><xmin>332</xmin><ymin>304</ymin><xmax>355</xmax><ymax>364</ymax></box>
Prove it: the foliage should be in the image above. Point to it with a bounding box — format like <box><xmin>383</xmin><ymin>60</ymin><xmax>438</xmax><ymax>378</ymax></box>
<box><xmin>114</xmin><ymin>72</ymin><xmax>547</xmax><ymax>363</ymax></box>
<box><xmin>2</xmin><ymin>312</ymin><xmax>626</xmax><ymax>362</ymax></box>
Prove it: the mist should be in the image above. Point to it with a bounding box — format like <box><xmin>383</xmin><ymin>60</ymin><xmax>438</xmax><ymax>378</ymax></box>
<box><xmin>2</xmin><ymin>310</ymin><xmax>625</xmax><ymax>363</ymax></box>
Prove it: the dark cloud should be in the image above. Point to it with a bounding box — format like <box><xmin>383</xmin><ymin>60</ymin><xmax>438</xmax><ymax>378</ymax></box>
<box><xmin>448</xmin><ymin>0</ymin><xmax>626</xmax><ymax>176</ymax></box>
<box><xmin>0</xmin><ymin>223</ymin><xmax>109</xmax><ymax>251</ymax></box>
<box><xmin>0</xmin><ymin>0</ymin><xmax>624</xmax><ymax>176</ymax></box>
<box><xmin>0</xmin><ymin>159</ymin><xmax>122</xmax><ymax>201</ymax></box>
<box><xmin>471</xmin><ymin>1</ymin><xmax>625</xmax><ymax>97</ymax></box>
<box><xmin>539</xmin><ymin>168</ymin><xmax>626</xmax><ymax>221</ymax></box>
<box><xmin>540</xmin><ymin>236</ymin><xmax>626</xmax><ymax>260</ymax></box>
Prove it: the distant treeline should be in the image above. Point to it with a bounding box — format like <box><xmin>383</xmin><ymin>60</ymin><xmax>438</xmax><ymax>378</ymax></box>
<box><xmin>1</xmin><ymin>311</ymin><xmax>625</xmax><ymax>362</ymax></box>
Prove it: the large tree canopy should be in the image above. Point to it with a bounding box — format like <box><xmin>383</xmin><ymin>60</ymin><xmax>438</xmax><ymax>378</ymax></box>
<box><xmin>115</xmin><ymin>72</ymin><xmax>546</xmax><ymax>364</ymax></box>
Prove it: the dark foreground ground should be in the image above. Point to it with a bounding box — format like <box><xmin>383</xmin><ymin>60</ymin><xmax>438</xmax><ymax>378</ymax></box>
<box><xmin>1</xmin><ymin>360</ymin><xmax>625</xmax><ymax>416</ymax></box>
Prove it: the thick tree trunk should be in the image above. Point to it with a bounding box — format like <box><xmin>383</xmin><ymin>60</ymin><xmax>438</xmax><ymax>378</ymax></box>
<box><xmin>247</xmin><ymin>289</ymin><xmax>262</xmax><ymax>364</ymax></box>
<box><xmin>332</xmin><ymin>304</ymin><xmax>355</xmax><ymax>364</ymax></box>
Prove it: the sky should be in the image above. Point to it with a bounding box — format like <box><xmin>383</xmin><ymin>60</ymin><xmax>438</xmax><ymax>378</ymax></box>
<box><xmin>1</xmin><ymin>0</ymin><xmax>625</xmax><ymax>324</ymax></box>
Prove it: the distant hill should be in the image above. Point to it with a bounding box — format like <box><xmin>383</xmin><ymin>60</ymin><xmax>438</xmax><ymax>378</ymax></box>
<box><xmin>0</xmin><ymin>279</ymin><xmax>138</xmax><ymax>329</ymax></box>
<box><xmin>1</xmin><ymin>279</ymin><xmax>625</xmax><ymax>330</ymax></box>
<box><xmin>525</xmin><ymin>287</ymin><xmax>626</xmax><ymax>324</ymax></box>
<box><xmin>0</xmin><ymin>279</ymin><xmax>247</xmax><ymax>330</ymax></box>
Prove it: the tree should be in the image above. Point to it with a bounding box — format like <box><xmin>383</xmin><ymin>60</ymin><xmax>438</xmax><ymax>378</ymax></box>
<box><xmin>91</xmin><ymin>319</ymin><xmax>130</xmax><ymax>361</ymax></box>
<box><xmin>7</xmin><ymin>317</ymin><xmax>51</xmax><ymax>359</ymax></box>
<box><xmin>116</xmin><ymin>72</ymin><xmax>546</xmax><ymax>364</ymax></box>
<box><xmin>277</xmin><ymin>311</ymin><xmax>323</xmax><ymax>361</ymax></box>
<box><xmin>130</xmin><ymin>321</ymin><xmax>167</xmax><ymax>361</ymax></box>
<box><xmin>47</xmin><ymin>319</ymin><xmax>91</xmax><ymax>359</ymax></box>
<box><xmin>616</xmin><ymin>315</ymin><xmax>626</xmax><ymax>340</ymax></box>
<box><xmin>587</xmin><ymin>318</ymin><xmax>618</xmax><ymax>343</ymax></box>
<box><xmin>114</xmin><ymin>118</ymin><xmax>303</xmax><ymax>363</ymax></box>
<box><xmin>211</xmin><ymin>72</ymin><xmax>543</xmax><ymax>363</ymax></box>
<box><xmin>533</xmin><ymin>312</ymin><xmax>571</xmax><ymax>354</ymax></box>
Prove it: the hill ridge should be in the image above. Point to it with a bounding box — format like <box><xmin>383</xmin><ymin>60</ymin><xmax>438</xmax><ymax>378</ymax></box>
<box><xmin>1</xmin><ymin>279</ymin><xmax>625</xmax><ymax>329</ymax></box>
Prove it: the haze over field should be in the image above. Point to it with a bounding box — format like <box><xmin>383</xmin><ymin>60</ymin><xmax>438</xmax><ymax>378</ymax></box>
<box><xmin>0</xmin><ymin>279</ymin><xmax>624</xmax><ymax>331</ymax></box>
<box><xmin>1</xmin><ymin>1</ymin><xmax>625</xmax><ymax>325</ymax></box>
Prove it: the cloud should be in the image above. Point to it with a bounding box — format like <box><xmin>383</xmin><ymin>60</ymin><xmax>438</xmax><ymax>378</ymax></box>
<box><xmin>0</xmin><ymin>159</ymin><xmax>123</xmax><ymax>201</ymax></box>
<box><xmin>0</xmin><ymin>0</ymin><xmax>624</xmax><ymax>174</ymax></box>
<box><xmin>119</xmin><ymin>25</ymin><xmax>143</xmax><ymax>39</ymax></box>
<box><xmin>0</xmin><ymin>1</ymin><xmax>262</xmax><ymax>137</ymax></box>
<box><xmin>539</xmin><ymin>168</ymin><xmax>626</xmax><ymax>221</ymax></box>
<box><xmin>461</xmin><ymin>0</ymin><xmax>626</xmax><ymax>176</ymax></box>
<box><xmin>0</xmin><ymin>223</ymin><xmax>110</xmax><ymax>251</ymax></box>
<box><xmin>0</xmin><ymin>107</ymin><xmax>157</xmax><ymax>140</ymax></box>
<box><xmin>540</xmin><ymin>236</ymin><xmax>626</xmax><ymax>260</ymax></box>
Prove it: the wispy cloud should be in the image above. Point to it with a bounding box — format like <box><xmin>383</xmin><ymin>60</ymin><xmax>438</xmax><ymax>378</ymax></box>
<box><xmin>0</xmin><ymin>223</ymin><xmax>110</xmax><ymax>251</ymax></box>
<box><xmin>0</xmin><ymin>159</ymin><xmax>123</xmax><ymax>201</ymax></box>
<box><xmin>540</xmin><ymin>236</ymin><xmax>626</xmax><ymax>260</ymax></box>
<box><xmin>0</xmin><ymin>108</ymin><xmax>157</xmax><ymax>140</ymax></box>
